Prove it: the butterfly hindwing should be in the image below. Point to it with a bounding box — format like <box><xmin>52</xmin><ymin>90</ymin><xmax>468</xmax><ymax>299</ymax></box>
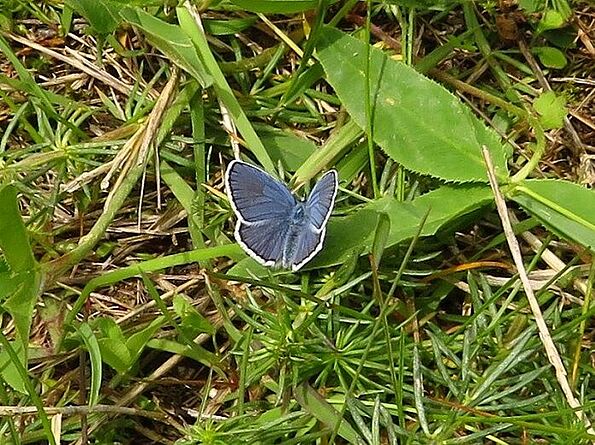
<box><xmin>289</xmin><ymin>224</ymin><xmax>324</xmax><ymax>271</ymax></box>
<box><xmin>236</xmin><ymin>219</ymin><xmax>289</xmax><ymax>266</ymax></box>
<box><xmin>225</xmin><ymin>160</ymin><xmax>295</xmax><ymax>223</ymax></box>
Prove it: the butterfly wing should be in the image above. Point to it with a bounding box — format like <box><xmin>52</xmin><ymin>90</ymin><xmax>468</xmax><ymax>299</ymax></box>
<box><xmin>226</xmin><ymin>160</ymin><xmax>296</xmax><ymax>266</ymax></box>
<box><xmin>289</xmin><ymin>225</ymin><xmax>324</xmax><ymax>271</ymax></box>
<box><xmin>236</xmin><ymin>220</ymin><xmax>289</xmax><ymax>266</ymax></box>
<box><xmin>225</xmin><ymin>160</ymin><xmax>295</xmax><ymax>223</ymax></box>
<box><xmin>304</xmin><ymin>170</ymin><xmax>338</xmax><ymax>231</ymax></box>
<box><xmin>290</xmin><ymin>170</ymin><xmax>338</xmax><ymax>271</ymax></box>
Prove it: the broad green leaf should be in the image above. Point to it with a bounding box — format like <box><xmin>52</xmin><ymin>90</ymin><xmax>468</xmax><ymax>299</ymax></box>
<box><xmin>316</xmin><ymin>27</ymin><xmax>508</xmax><ymax>183</ymax></box>
<box><xmin>230</xmin><ymin>185</ymin><xmax>493</xmax><ymax>275</ymax></box>
<box><xmin>95</xmin><ymin>317</ymin><xmax>126</xmax><ymax>344</ymax></box>
<box><xmin>315</xmin><ymin>184</ymin><xmax>493</xmax><ymax>268</ymax></box>
<box><xmin>126</xmin><ymin>316</ymin><xmax>166</xmax><ymax>364</ymax></box>
<box><xmin>512</xmin><ymin>179</ymin><xmax>595</xmax><ymax>252</ymax></box>
<box><xmin>537</xmin><ymin>10</ymin><xmax>566</xmax><ymax>33</ymax></box>
<box><xmin>0</xmin><ymin>185</ymin><xmax>41</xmax><ymax>392</ymax></box>
<box><xmin>120</xmin><ymin>8</ymin><xmax>212</xmax><ymax>88</ymax></box>
<box><xmin>0</xmin><ymin>187</ymin><xmax>34</xmax><ymax>273</ymax></box>
<box><xmin>230</xmin><ymin>0</ymin><xmax>319</xmax><ymax>13</ymax></box>
<box><xmin>533</xmin><ymin>46</ymin><xmax>567</xmax><ymax>69</ymax></box>
<box><xmin>66</xmin><ymin>0</ymin><xmax>121</xmax><ymax>35</ymax></box>
<box><xmin>543</xmin><ymin>26</ymin><xmax>577</xmax><ymax>49</ymax></box>
<box><xmin>77</xmin><ymin>323</ymin><xmax>102</xmax><ymax>407</ymax></box>
<box><xmin>533</xmin><ymin>91</ymin><xmax>566</xmax><ymax>130</ymax></box>
<box><xmin>0</xmin><ymin>271</ymin><xmax>20</xmax><ymax>302</ymax></box>
<box><xmin>294</xmin><ymin>383</ymin><xmax>362</xmax><ymax>443</ymax></box>
<box><xmin>98</xmin><ymin>338</ymin><xmax>131</xmax><ymax>374</ymax></box>
<box><xmin>95</xmin><ymin>318</ymin><xmax>129</xmax><ymax>374</ymax></box>
<box><xmin>173</xmin><ymin>294</ymin><xmax>215</xmax><ymax>337</ymax></box>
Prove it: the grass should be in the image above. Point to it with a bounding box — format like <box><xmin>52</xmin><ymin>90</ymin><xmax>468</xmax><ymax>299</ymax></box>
<box><xmin>0</xmin><ymin>0</ymin><xmax>594</xmax><ymax>444</ymax></box>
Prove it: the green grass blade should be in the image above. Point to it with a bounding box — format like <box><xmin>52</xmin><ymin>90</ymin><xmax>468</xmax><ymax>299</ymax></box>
<box><xmin>230</xmin><ymin>0</ymin><xmax>320</xmax><ymax>13</ymax></box>
<box><xmin>294</xmin><ymin>382</ymin><xmax>362</xmax><ymax>443</ymax></box>
<box><xmin>177</xmin><ymin>5</ymin><xmax>275</xmax><ymax>172</ymax></box>
<box><xmin>119</xmin><ymin>7</ymin><xmax>212</xmax><ymax>88</ymax></box>
<box><xmin>76</xmin><ymin>322</ymin><xmax>102</xmax><ymax>407</ymax></box>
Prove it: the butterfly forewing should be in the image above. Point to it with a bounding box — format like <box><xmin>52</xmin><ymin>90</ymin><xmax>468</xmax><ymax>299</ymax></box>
<box><xmin>305</xmin><ymin>170</ymin><xmax>338</xmax><ymax>231</ymax></box>
<box><xmin>225</xmin><ymin>160</ymin><xmax>295</xmax><ymax>223</ymax></box>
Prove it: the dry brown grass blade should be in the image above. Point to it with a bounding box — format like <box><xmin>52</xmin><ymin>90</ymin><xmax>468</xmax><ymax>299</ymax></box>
<box><xmin>104</xmin><ymin>65</ymin><xmax>180</xmax><ymax>209</ymax></box>
<box><xmin>509</xmin><ymin>211</ymin><xmax>589</xmax><ymax>298</ymax></box>
<box><xmin>2</xmin><ymin>32</ymin><xmax>157</xmax><ymax>99</ymax></box>
<box><xmin>0</xmin><ymin>404</ymin><xmax>169</xmax><ymax>420</ymax></box>
<box><xmin>482</xmin><ymin>147</ymin><xmax>595</xmax><ymax>437</ymax></box>
<box><xmin>116</xmin><ymin>278</ymin><xmax>202</xmax><ymax>325</ymax></box>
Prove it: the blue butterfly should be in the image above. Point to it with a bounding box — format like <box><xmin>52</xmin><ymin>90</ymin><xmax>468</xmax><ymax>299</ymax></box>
<box><xmin>225</xmin><ymin>160</ymin><xmax>338</xmax><ymax>271</ymax></box>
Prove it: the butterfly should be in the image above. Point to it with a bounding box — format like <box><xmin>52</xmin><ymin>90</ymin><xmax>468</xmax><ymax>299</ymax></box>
<box><xmin>225</xmin><ymin>160</ymin><xmax>338</xmax><ymax>272</ymax></box>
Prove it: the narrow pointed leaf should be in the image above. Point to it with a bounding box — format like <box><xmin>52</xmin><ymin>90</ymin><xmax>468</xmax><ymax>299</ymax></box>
<box><xmin>294</xmin><ymin>383</ymin><xmax>362</xmax><ymax>443</ymax></box>
<box><xmin>0</xmin><ymin>185</ymin><xmax>41</xmax><ymax>392</ymax></box>
<box><xmin>77</xmin><ymin>323</ymin><xmax>102</xmax><ymax>407</ymax></box>
<box><xmin>512</xmin><ymin>179</ymin><xmax>595</xmax><ymax>252</ymax></box>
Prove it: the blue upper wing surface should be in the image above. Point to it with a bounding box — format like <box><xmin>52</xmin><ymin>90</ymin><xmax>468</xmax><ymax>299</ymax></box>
<box><xmin>305</xmin><ymin>170</ymin><xmax>338</xmax><ymax>231</ymax></box>
<box><xmin>225</xmin><ymin>160</ymin><xmax>295</xmax><ymax>223</ymax></box>
<box><xmin>236</xmin><ymin>220</ymin><xmax>288</xmax><ymax>266</ymax></box>
<box><xmin>289</xmin><ymin>226</ymin><xmax>324</xmax><ymax>271</ymax></box>
<box><xmin>289</xmin><ymin>169</ymin><xmax>338</xmax><ymax>271</ymax></box>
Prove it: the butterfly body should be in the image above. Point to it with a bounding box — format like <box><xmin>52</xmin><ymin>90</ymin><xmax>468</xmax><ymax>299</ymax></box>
<box><xmin>282</xmin><ymin>203</ymin><xmax>310</xmax><ymax>268</ymax></box>
<box><xmin>225</xmin><ymin>160</ymin><xmax>338</xmax><ymax>271</ymax></box>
